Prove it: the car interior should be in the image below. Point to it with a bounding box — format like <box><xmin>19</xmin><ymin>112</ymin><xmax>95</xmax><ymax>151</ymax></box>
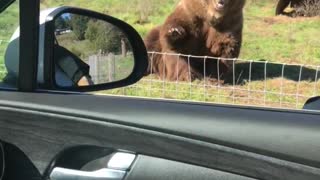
<box><xmin>1</xmin><ymin>92</ymin><xmax>320</xmax><ymax>180</ymax></box>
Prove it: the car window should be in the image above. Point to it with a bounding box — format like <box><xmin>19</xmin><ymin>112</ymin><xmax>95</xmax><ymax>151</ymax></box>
<box><xmin>0</xmin><ymin>0</ymin><xmax>19</xmax><ymax>88</ymax></box>
<box><xmin>2</xmin><ymin>0</ymin><xmax>320</xmax><ymax>112</ymax></box>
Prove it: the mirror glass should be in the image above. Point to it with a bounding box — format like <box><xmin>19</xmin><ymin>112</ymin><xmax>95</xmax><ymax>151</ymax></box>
<box><xmin>53</xmin><ymin>13</ymin><xmax>134</xmax><ymax>87</ymax></box>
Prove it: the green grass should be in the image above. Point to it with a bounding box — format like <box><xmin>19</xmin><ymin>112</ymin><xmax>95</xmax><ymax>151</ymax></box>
<box><xmin>104</xmin><ymin>0</ymin><xmax>320</xmax><ymax>109</ymax></box>
<box><xmin>241</xmin><ymin>0</ymin><xmax>320</xmax><ymax>64</ymax></box>
<box><xmin>1</xmin><ymin>0</ymin><xmax>320</xmax><ymax>110</ymax></box>
<box><xmin>0</xmin><ymin>42</ymin><xmax>8</xmax><ymax>79</ymax></box>
<box><xmin>241</xmin><ymin>17</ymin><xmax>320</xmax><ymax>64</ymax></box>
<box><xmin>0</xmin><ymin>43</ymin><xmax>6</xmax><ymax>63</ymax></box>
<box><xmin>0</xmin><ymin>1</ymin><xmax>19</xmax><ymax>79</ymax></box>
<box><xmin>105</xmin><ymin>62</ymin><xmax>320</xmax><ymax>109</ymax></box>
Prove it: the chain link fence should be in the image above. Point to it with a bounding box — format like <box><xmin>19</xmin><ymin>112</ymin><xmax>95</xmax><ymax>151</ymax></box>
<box><xmin>105</xmin><ymin>52</ymin><xmax>320</xmax><ymax>110</ymax></box>
<box><xmin>1</xmin><ymin>38</ymin><xmax>319</xmax><ymax>110</ymax></box>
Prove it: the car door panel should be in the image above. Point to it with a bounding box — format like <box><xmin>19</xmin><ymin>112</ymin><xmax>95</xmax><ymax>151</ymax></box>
<box><xmin>125</xmin><ymin>155</ymin><xmax>256</xmax><ymax>180</ymax></box>
<box><xmin>1</xmin><ymin>91</ymin><xmax>320</xmax><ymax>166</ymax></box>
<box><xmin>0</xmin><ymin>91</ymin><xmax>320</xmax><ymax>180</ymax></box>
<box><xmin>1</xmin><ymin>1</ymin><xmax>319</xmax><ymax>179</ymax></box>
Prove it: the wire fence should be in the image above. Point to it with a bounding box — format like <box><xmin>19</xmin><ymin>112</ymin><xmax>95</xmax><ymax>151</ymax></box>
<box><xmin>87</xmin><ymin>53</ymin><xmax>134</xmax><ymax>84</ymax></box>
<box><xmin>106</xmin><ymin>52</ymin><xmax>320</xmax><ymax>110</ymax></box>
<box><xmin>1</xmin><ymin>38</ymin><xmax>319</xmax><ymax>110</ymax></box>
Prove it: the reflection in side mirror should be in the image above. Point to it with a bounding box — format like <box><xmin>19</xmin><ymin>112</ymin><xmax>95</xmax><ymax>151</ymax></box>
<box><xmin>53</xmin><ymin>13</ymin><xmax>134</xmax><ymax>87</ymax></box>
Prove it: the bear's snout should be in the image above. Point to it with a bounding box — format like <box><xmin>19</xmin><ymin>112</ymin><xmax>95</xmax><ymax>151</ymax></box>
<box><xmin>216</xmin><ymin>0</ymin><xmax>226</xmax><ymax>11</ymax></box>
<box><xmin>218</xmin><ymin>0</ymin><xmax>225</xmax><ymax>4</ymax></box>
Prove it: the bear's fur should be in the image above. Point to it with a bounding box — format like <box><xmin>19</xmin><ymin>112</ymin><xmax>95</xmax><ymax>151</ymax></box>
<box><xmin>144</xmin><ymin>0</ymin><xmax>246</xmax><ymax>81</ymax></box>
<box><xmin>276</xmin><ymin>0</ymin><xmax>319</xmax><ymax>17</ymax></box>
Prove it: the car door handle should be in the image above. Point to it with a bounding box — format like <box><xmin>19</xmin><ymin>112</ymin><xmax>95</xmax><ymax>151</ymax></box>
<box><xmin>49</xmin><ymin>152</ymin><xmax>136</xmax><ymax>180</ymax></box>
<box><xmin>50</xmin><ymin>167</ymin><xmax>126</xmax><ymax>180</ymax></box>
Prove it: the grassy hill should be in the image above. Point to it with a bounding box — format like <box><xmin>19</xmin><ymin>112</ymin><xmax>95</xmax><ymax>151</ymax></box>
<box><xmin>40</xmin><ymin>0</ymin><xmax>178</xmax><ymax>37</ymax></box>
<box><xmin>0</xmin><ymin>0</ymin><xmax>177</xmax><ymax>72</ymax></box>
<box><xmin>0</xmin><ymin>1</ymin><xmax>18</xmax><ymax>69</ymax></box>
<box><xmin>1</xmin><ymin>0</ymin><xmax>319</xmax><ymax>64</ymax></box>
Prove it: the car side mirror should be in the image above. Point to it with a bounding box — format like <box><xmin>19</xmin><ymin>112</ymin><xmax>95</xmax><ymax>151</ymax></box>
<box><xmin>43</xmin><ymin>7</ymin><xmax>148</xmax><ymax>91</ymax></box>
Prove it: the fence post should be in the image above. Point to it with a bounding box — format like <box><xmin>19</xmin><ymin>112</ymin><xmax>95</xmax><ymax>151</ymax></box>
<box><xmin>108</xmin><ymin>53</ymin><xmax>116</xmax><ymax>82</ymax></box>
<box><xmin>97</xmin><ymin>52</ymin><xmax>102</xmax><ymax>83</ymax></box>
<box><xmin>121</xmin><ymin>38</ymin><xmax>127</xmax><ymax>57</ymax></box>
<box><xmin>88</xmin><ymin>55</ymin><xmax>98</xmax><ymax>83</ymax></box>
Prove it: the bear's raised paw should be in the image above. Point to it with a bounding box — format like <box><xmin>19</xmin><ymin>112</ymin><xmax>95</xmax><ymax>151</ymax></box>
<box><xmin>167</xmin><ymin>26</ymin><xmax>186</xmax><ymax>42</ymax></box>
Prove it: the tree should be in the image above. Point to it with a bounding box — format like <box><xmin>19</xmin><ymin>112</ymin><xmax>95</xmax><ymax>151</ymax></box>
<box><xmin>121</xmin><ymin>37</ymin><xmax>127</xmax><ymax>57</ymax></box>
<box><xmin>55</xmin><ymin>16</ymin><xmax>67</xmax><ymax>29</ymax></box>
<box><xmin>84</xmin><ymin>20</ymin><xmax>99</xmax><ymax>42</ymax></box>
<box><xmin>85</xmin><ymin>20</ymin><xmax>128</xmax><ymax>54</ymax></box>
<box><xmin>70</xmin><ymin>14</ymin><xmax>90</xmax><ymax>40</ymax></box>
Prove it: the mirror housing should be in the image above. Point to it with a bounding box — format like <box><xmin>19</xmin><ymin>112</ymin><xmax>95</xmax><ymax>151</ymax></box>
<box><xmin>43</xmin><ymin>6</ymin><xmax>148</xmax><ymax>91</ymax></box>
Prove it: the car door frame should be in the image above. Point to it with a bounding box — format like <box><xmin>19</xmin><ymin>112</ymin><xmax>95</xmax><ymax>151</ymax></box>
<box><xmin>17</xmin><ymin>0</ymin><xmax>40</xmax><ymax>91</ymax></box>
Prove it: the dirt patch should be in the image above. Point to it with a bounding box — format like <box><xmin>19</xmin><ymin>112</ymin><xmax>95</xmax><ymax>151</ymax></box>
<box><xmin>263</xmin><ymin>15</ymin><xmax>320</xmax><ymax>24</ymax></box>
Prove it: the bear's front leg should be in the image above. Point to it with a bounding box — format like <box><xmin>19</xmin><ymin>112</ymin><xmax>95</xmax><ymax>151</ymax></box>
<box><xmin>208</xmin><ymin>32</ymin><xmax>240</xmax><ymax>60</ymax></box>
<box><xmin>275</xmin><ymin>0</ymin><xmax>291</xmax><ymax>15</ymax></box>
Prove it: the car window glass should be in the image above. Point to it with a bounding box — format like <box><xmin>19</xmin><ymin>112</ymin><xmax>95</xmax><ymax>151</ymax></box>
<box><xmin>3</xmin><ymin>0</ymin><xmax>318</xmax><ymax>112</ymax></box>
<box><xmin>0</xmin><ymin>0</ymin><xmax>19</xmax><ymax>89</ymax></box>
<box><xmin>46</xmin><ymin>0</ymin><xmax>319</xmax><ymax>112</ymax></box>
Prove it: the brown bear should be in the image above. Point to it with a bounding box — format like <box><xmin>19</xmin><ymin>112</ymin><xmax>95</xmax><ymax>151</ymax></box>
<box><xmin>276</xmin><ymin>0</ymin><xmax>320</xmax><ymax>17</ymax></box>
<box><xmin>144</xmin><ymin>0</ymin><xmax>246</xmax><ymax>81</ymax></box>
<box><xmin>275</xmin><ymin>0</ymin><xmax>303</xmax><ymax>15</ymax></box>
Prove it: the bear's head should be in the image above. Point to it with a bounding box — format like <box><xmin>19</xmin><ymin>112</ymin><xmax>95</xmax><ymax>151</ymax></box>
<box><xmin>207</xmin><ymin>0</ymin><xmax>246</xmax><ymax>24</ymax></box>
<box><xmin>179</xmin><ymin>0</ymin><xmax>246</xmax><ymax>26</ymax></box>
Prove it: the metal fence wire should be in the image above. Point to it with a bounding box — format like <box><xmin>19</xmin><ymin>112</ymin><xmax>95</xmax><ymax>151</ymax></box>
<box><xmin>1</xmin><ymin>37</ymin><xmax>319</xmax><ymax>110</ymax></box>
<box><xmin>108</xmin><ymin>52</ymin><xmax>320</xmax><ymax>110</ymax></box>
